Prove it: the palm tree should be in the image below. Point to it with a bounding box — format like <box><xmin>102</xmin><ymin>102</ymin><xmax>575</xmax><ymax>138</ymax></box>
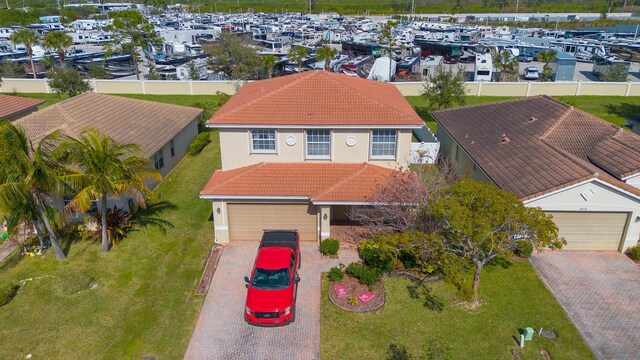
<box><xmin>43</xmin><ymin>31</ymin><xmax>72</xmax><ymax>68</ymax></box>
<box><xmin>261</xmin><ymin>54</ymin><xmax>278</xmax><ymax>78</ymax></box>
<box><xmin>493</xmin><ymin>51</ymin><xmax>518</xmax><ymax>81</ymax></box>
<box><xmin>316</xmin><ymin>46</ymin><xmax>337</xmax><ymax>71</ymax></box>
<box><xmin>0</xmin><ymin>121</ymin><xmax>66</xmax><ymax>259</ymax></box>
<box><xmin>58</xmin><ymin>129</ymin><xmax>162</xmax><ymax>253</ymax></box>
<box><xmin>288</xmin><ymin>46</ymin><xmax>309</xmax><ymax>73</ymax></box>
<box><xmin>10</xmin><ymin>28</ymin><xmax>39</xmax><ymax>79</ymax></box>
<box><xmin>537</xmin><ymin>50</ymin><xmax>557</xmax><ymax>82</ymax></box>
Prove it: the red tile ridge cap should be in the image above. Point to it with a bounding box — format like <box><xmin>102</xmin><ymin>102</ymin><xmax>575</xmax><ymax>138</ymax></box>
<box><xmin>538</xmin><ymin>138</ymin><xmax>600</xmax><ymax>176</ymax></box>
<box><xmin>538</xmin><ymin>106</ymin><xmax>574</xmax><ymax>140</ymax></box>
<box><xmin>432</xmin><ymin>95</ymin><xmax>556</xmax><ymax>117</ymax></box>
<box><xmin>312</xmin><ymin>162</ymin><xmax>370</xmax><ymax>200</ymax></box>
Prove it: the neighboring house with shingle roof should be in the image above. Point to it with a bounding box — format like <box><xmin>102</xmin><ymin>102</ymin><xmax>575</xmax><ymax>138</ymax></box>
<box><xmin>201</xmin><ymin>71</ymin><xmax>432</xmax><ymax>243</ymax></box>
<box><xmin>0</xmin><ymin>94</ymin><xmax>44</xmax><ymax>121</ymax></box>
<box><xmin>432</xmin><ymin>95</ymin><xmax>640</xmax><ymax>252</ymax></box>
<box><xmin>15</xmin><ymin>93</ymin><xmax>202</xmax><ymax>216</ymax></box>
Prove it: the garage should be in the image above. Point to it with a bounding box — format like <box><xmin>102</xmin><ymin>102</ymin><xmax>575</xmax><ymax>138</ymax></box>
<box><xmin>227</xmin><ymin>203</ymin><xmax>318</xmax><ymax>242</ymax></box>
<box><xmin>547</xmin><ymin>212</ymin><xmax>629</xmax><ymax>251</ymax></box>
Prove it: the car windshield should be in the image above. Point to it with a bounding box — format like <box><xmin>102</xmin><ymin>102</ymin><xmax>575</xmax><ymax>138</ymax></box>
<box><xmin>252</xmin><ymin>268</ymin><xmax>290</xmax><ymax>290</ymax></box>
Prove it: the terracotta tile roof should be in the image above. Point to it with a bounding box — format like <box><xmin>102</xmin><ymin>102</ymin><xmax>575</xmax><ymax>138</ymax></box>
<box><xmin>208</xmin><ymin>70</ymin><xmax>424</xmax><ymax>127</ymax></box>
<box><xmin>14</xmin><ymin>93</ymin><xmax>202</xmax><ymax>157</ymax></box>
<box><xmin>200</xmin><ymin>162</ymin><xmax>410</xmax><ymax>203</ymax></box>
<box><xmin>431</xmin><ymin>95</ymin><xmax>640</xmax><ymax>200</ymax></box>
<box><xmin>0</xmin><ymin>94</ymin><xmax>44</xmax><ymax>119</ymax></box>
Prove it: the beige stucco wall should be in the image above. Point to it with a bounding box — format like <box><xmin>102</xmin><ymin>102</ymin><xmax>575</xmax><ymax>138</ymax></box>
<box><xmin>212</xmin><ymin>200</ymin><xmax>229</xmax><ymax>244</ymax></box>
<box><xmin>528</xmin><ymin>82</ymin><xmax>580</xmax><ymax>96</ymax></box>
<box><xmin>218</xmin><ymin>128</ymin><xmax>413</xmax><ymax>171</ymax></box>
<box><xmin>144</xmin><ymin>80</ymin><xmax>191</xmax><ymax>95</ymax></box>
<box><xmin>480</xmin><ymin>82</ymin><xmax>528</xmax><ymax>97</ymax></box>
<box><xmin>93</xmin><ymin>80</ymin><xmax>144</xmax><ymax>94</ymax></box>
<box><xmin>525</xmin><ymin>181</ymin><xmax>640</xmax><ymax>252</ymax></box>
<box><xmin>151</xmin><ymin>118</ymin><xmax>199</xmax><ymax>179</ymax></box>
<box><xmin>319</xmin><ymin>205</ymin><xmax>331</xmax><ymax>240</ymax></box>
<box><xmin>579</xmin><ymin>82</ymin><xmax>628</xmax><ymax>96</ymax></box>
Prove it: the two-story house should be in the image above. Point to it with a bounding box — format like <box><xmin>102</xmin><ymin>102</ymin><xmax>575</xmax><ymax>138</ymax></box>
<box><xmin>200</xmin><ymin>71</ymin><xmax>431</xmax><ymax>243</ymax></box>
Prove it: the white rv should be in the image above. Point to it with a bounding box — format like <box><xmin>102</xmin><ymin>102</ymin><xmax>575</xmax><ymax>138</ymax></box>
<box><xmin>474</xmin><ymin>53</ymin><xmax>493</xmax><ymax>82</ymax></box>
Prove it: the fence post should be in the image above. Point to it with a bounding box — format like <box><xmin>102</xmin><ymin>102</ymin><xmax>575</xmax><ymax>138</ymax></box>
<box><xmin>141</xmin><ymin>80</ymin><xmax>146</xmax><ymax>95</ymax></box>
<box><xmin>189</xmin><ymin>80</ymin><xmax>194</xmax><ymax>95</ymax></box>
<box><xmin>92</xmin><ymin>79</ymin><xmax>98</xmax><ymax>93</ymax></box>
<box><xmin>625</xmin><ymin>81</ymin><xmax>632</xmax><ymax>97</ymax></box>
<box><xmin>44</xmin><ymin>79</ymin><xmax>51</xmax><ymax>94</ymax></box>
<box><xmin>575</xmin><ymin>81</ymin><xmax>582</xmax><ymax>96</ymax></box>
<box><xmin>476</xmin><ymin>82</ymin><xmax>482</xmax><ymax>96</ymax></box>
<box><xmin>526</xmin><ymin>81</ymin><xmax>532</xmax><ymax>97</ymax></box>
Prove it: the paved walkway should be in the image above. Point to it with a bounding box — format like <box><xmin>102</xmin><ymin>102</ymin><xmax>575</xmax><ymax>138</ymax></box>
<box><xmin>530</xmin><ymin>251</ymin><xmax>640</xmax><ymax>360</ymax></box>
<box><xmin>184</xmin><ymin>242</ymin><xmax>358</xmax><ymax>360</ymax></box>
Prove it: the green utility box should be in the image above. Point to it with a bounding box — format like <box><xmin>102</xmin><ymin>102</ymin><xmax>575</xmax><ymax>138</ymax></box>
<box><xmin>523</xmin><ymin>327</ymin><xmax>534</xmax><ymax>341</ymax></box>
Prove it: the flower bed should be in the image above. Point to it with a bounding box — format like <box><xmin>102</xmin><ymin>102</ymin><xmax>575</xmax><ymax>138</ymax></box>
<box><xmin>328</xmin><ymin>275</ymin><xmax>385</xmax><ymax>313</ymax></box>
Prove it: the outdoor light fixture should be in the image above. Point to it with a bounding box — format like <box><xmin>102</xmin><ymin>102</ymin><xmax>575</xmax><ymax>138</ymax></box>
<box><xmin>323</xmin><ymin>213</ymin><xmax>328</xmax><ymax>220</ymax></box>
<box><xmin>216</xmin><ymin>207</ymin><xmax>221</xmax><ymax>214</ymax></box>
<box><xmin>636</xmin><ymin>216</ymin><xmax>640</xmax><ymax>223</ymax></box>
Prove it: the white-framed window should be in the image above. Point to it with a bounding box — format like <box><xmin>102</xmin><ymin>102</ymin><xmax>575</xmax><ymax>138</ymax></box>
<box><xmin>250</xmin><ymin>129</ymin><xmax>277</xmax><ymax>153</ymax></box>
<box><xmin>153</xmin><ymin>149</ymin><xmax>164</xmax><ymax>170</ymax></box>
<box><xmin>306</xmin><ymin>129</ymin><xmax>331</xmax><ymax>159</ymax></box>
<box><xmin>371</xmin><ymin>129</ymin><xmax>397</xmax><ymax>159</ymax></box>
<box><xmin>170</xmin><ymin>139</ymin><xmax>175</xmax><ymax>157</ymax></box>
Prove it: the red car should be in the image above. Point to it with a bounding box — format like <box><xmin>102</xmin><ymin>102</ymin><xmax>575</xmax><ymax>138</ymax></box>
<box><xmin>244</xmin><ymin>230</ymin><xmax>300</xmax><ymax>326</ymax></box>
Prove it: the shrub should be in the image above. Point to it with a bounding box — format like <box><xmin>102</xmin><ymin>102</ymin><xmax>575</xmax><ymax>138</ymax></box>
<box><xmin>188</xmin><ymin>132</ymin><xmax>211</xmax><ymax>156</ymax></box>
<box><xmin>0</xmin><ymin>283</ymin><xmax>19</xmax><ymax>307</ymax></box>
<box><xmin>514</xmin><ymin>241</ymin><xmax>533</xmax><ymax>258</ymax></box>
<box><xmin>627</xmin><ymin>244</ymin><xmax>640</xmax><ymax>260</ymax></box>
<box><xmin>327</xmin><ymin>265</ymin><xmax>344</xmax><ymax>282</ymax></box>
<box><xmin>319</xmin><ymin>238</ymin><xmax>339</xmax><ymax>256</ymax></box>
<box><xmin>358</xmin><ymin>240</ymin><xmax>393</xmax><ymax>273</ymax></box>
<box><xmin>347</xmin><ymin>295</ymin><xmax>359</xmax><ymax>306</ymax></box>
<box><xmin>346</xmin><ymin>262</ymin><xmax>380</xmax><ymax>289</ymax></box>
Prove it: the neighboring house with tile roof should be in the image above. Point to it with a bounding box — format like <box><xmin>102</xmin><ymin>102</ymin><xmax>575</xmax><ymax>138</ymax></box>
<box><xmin>15</xmin><ymin>93</ymin><xmax>202</xmax><ymax>215</ymax></box>
<box><xmin>432</xmin><ymin>95</ymin><xmax>640</xmax><ymax>252</ymax></box>
<box><xmin>0</xmin><ymin>94</ymin><xmax>44</xmax><ymax>121</ymax></box>
<box><xmin>201</xmin><ymin>71</ymin><xmax>434</xmax><ymax>243</ymax></box>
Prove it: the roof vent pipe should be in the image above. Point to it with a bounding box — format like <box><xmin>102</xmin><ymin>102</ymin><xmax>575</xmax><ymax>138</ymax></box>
<box><xmin>501</xmin><ymin>133</ymin><xmax>510</xmax><ymax>144</ymax></box>
<box><xmin>529</xmin><ymin>116</ymin><xmax>538</xmax><ymax>122</ymax></box>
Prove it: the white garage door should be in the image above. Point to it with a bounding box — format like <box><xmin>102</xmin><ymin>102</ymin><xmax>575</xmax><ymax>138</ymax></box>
<box><xmin>228</xmin><ymin>203</ymin><xmax>318</xmax><ymax>242</ymax></box>
<box><xmin>547</xmin><ymin>212</ymin><xmax>628</xmax><ymax>251</ymax></box>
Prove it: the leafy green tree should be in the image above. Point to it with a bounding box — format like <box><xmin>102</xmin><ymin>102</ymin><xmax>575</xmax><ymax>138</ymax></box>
<box><xmin>316</xmin><ymin>46</ymin><xmax>337</xmax><ymax>71</ymax></box>
<box><xmin>0</xmin><ymin>61</ymin><xmax>25</xmax><ymax>78</ymax></box>
<box><xmin>602</xmin><ymin>62</ymin><xmax>628</xmax><ymax>81</ymax></box>
<box><xmin>9</xmin><ymin>28</ymin><xmax>39</xmax><ymax>79</ymax></box>
<box><xmin>87</xmin><ymin>61</ymin><xmax>111</xmax><ymax>79</ymax></box>
<box><xmin>261</xmin><ymin>54</ymin><xmax>278</xmax><ymax>78</ymax></box>
<box><xmin>47</xmin><ymin>67</ymin><xmax>92</xmax><ymax>97</ymax></box>
<box><xmin>0</xmin><ymin>122</ymin><xmax>66</xmax><ymax>259</ymax></box>
<box><xmin>43</xmin><ymin>31</ymin><xmax>72</xmax><ymax>67</ymax></box>
<box><xmin>288</xmin><ymin>45</ymin><xmax>310</xmax><ymax>73</ymax></box>
<box><xmin>57</xmin><ymin>129</ymin><xmax>162</xmax><ymax>253</ymax></box>
<box><xmin>428</xmin><ymin>179</ymin><xmax>565</xmax><ymax>308</ymax></box>
<box><xmin>188</xmin><ymin>61</ymin><xmax>200</xmax><ymax>80</ymax></box>
<box><xmin>145</xmin><ymin>61</ymin><xmax>162</xmax><ymax>80</ymax></box>
<box><xmin>106</xmin><ymin>10</ymin><xmax>159</xmax><ymax>80</ymax></box>
<box><xmin>537</xmin><ymin>50</ymin><xmax>557</xmax><ymax>82</ymax></box>
<box><xmin>421</xmin><ymin>65</ymin><xmax>466</xmax><ymax>111</ymax></box>
<box><xmin>207</xmin><ymin>33</ymin><xmax>261</xmax><ymax>79</ymax></box>
<box><xmin>41</xmin><ymin>56</ymin><xmax>55</xmax><ymax>71</ymax></box>
<box><xmin>378</xmin><ymin>20</ymin><xmax>398</xmax><ymax>80</ymax></box>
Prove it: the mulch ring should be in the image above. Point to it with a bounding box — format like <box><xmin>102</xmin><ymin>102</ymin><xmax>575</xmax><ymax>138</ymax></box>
<box><xmin>328</xmin><ymin>275</ymin><xmax>385</xmax><ymax>312</ymax></box>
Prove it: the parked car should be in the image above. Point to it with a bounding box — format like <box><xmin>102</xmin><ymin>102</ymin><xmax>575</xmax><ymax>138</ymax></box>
<box><xmin>244</xmin><ymin>230</ymin><xmax>301</xmax><ymax>326</ymax></box>
<box><xmin>517</xmin><ymin>54</ymin><xmax>534</xmax><ymax>62</ymax></box>
<box><xmin>523</xmin><ymin>66</ymin><xmax>540</xmax><ymax>80</ymax></box>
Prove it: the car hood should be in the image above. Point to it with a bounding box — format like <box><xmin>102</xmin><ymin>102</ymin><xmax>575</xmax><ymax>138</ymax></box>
<box><xmin>246</xmin><ymin>285</ymin><xmax>294</xmax><ymax>312</ymax></box>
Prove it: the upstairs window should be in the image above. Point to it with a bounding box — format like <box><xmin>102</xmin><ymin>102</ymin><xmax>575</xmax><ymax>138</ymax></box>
<box><xmin>250</xmin><ymin>129</ymin><xmax>276</xmax><ymax>153</ymax></box>
<box><xmin>153</xmin><ymin>149</ymin><xmax>164</xmax><ymax>170</ymax></box>
<box><xmin>170</xmin><ymin>139</ymin><xmax>175</xmax><ymax>157</ymax></box>
<box><xmin>306</xmin><ymin>129</ymin><xmax>331</xmax><ymax>159</ymax></box>
<box><xmin>371</xmin><ymin>130</ymin><xmax>397</xmax><ymax>159</ymax></box>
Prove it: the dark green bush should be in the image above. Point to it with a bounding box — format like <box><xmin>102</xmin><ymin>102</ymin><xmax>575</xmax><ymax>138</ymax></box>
<box><xmin>627</xmin><ymin>245</ymin><xmax>640</xmax><ymax>260</ymax></box>
<box><xmin>327</xmin><ymin>266</ymin><xmax>344</xmax><ymax>282</ymax></box>
<box><xmin>319</xmin><ymin>238</ymin><xmax>339</xmax><ymax>256</ymax></box>
<box><xmin>0</xmin><ymin>283</ymin><xmax>19</xmax><ymax>307</ymax></box>
<box><xmin>346</xmin><ymin>263</ymin><xmax>380</xmax><ymax>288</ymax></box>
<box><xmin>514</xmin><ymin>241</ymin><xmax>533</xmax><ymax>258</ymax></box>
<box><xmin>358</xmin><ymin>241</ymin><xmax>393</xmax><ymax>273</ymax></box>
<box><xmin>188</xmin><ymin>132</ymin><xmax>211</xmax><ymax>156</ymax></box>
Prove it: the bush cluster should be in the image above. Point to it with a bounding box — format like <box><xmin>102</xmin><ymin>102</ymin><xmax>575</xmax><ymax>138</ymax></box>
<box><xmin>0</xmin><ymin>283</ymin><xmax>19</xmax><ymax>307</ymax></box>
<box><xmin>514</xmin><ymin>241</ymin><xmax>534</xmax><ymax>258</ymax></box>
<box><xmin>327</xmin><ymin>265</ymin><xmax>344</xmax><ymax>282</ymax></box>
<box><xmin>358</xmin><ymin>231</ymin><xmax>431</xmax><ymax>273</ymax></box>
<box><xmin>319</xmin><ymin>238</ymin><xmax>339</xmax><ymax>256</ymax></box>
<box><xmin>188</xmin><ymin>132</ymin><xmax>211</xmax><ymax>156</ymax></box>
<box><xmin>346</xmin><ymin>263</ymin><xmax>380</xmax><ymax>288</ymax></box>
<box><xmin>627</xmin><ymin>245</ymin><xmax>640</xmax><ymax>260</ymax></box>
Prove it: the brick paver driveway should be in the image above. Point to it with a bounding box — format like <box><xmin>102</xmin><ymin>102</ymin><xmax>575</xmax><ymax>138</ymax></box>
<box><xmin>530</xmin><ymin>251</ymin><xmax>640</xmax><ymax>360</ymax></box>
<box><xmin>185</xmin><ymin>242</ymin><xmax>357</xmax><ymax>360</ymax></box>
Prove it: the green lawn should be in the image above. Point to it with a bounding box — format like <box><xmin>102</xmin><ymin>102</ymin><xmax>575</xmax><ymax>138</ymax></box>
<box><xmin>0</xmin><ymin>125</ymin><xmax>221</xmax><ymax>358</ymax></box>
<box><xmin>321</xmin><ymin>262</ymin><xmax>594</xmax><ymax>360</ymax></box>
